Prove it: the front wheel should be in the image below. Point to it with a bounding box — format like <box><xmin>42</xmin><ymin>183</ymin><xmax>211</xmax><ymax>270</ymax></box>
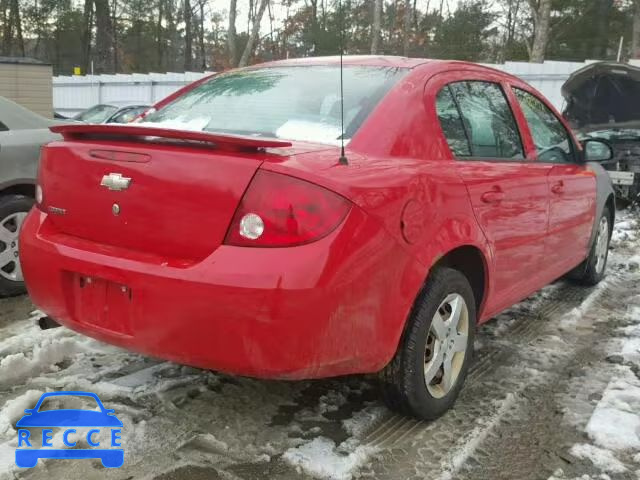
<box><xmin>571</xmin><ymin>207</ymin><xmax>611</xmax><ymax>286</ymax></box>
<box><xmin>379</xmin><ymin>267</ymin><xmax>476</xmax><ymax>420</ymax></box>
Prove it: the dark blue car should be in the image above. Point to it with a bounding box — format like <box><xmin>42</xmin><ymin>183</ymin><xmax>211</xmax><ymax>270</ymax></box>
<box><xmin>15</xmin><ymin>391</ymin><xmax>123</xmax><ymax>468</ymax></box>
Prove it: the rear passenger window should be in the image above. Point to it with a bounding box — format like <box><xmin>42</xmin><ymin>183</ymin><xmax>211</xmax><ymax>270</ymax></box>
<box><xmin>436</xmin><ymin>87</ymin><xmax>471</xmax><ymax>157</ymax></box>
<box><xmin>0</xmin><ymin>122</ymin><xmax>8</xmax><ymax>132</ymax></box>
<box><xmin>436</xmin><ymin>81</ymin><xmax>524</xmax><ymax>160</ymax></box>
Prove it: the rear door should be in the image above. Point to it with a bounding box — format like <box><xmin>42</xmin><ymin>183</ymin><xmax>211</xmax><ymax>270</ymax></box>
<box><xmin>511</xmin><ymin>87</ymin><xmax>596</xmax><ymax>276</ymax></box>
<box><xmin>432</xmin><ymin>74</ymin><xmax>552</xmax><ymax>315</ymax></box>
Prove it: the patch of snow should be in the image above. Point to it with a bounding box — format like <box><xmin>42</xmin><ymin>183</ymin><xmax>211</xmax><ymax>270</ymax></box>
<box><xmin>0</xmin><ymin>439</ymin><xmax>17</xmax><ymax>476</ymax></box>
<box><xmin>586</xmin><ymin>371</ymin><xmax>640</xmax><ymax>451</ymax></box>
<box><xmin>0</xmin><ymin>335</ymin><xmax>89</xmax><ymax>387</ymax></box>
<box><xmin>622</xmin><ymin>337</ymin><xmax>640</xmax><ymax>365</ymax></box>
<box><xmin>0</xmin><ymin>390</ymin><xmax>44</xmax><ymax>437</ymax></box>
<box><xmin>570</xmin><ymin>444</ymin><xmax>627</xmax><ymax>473</ymax></box>
<box><xmin>283</xmin><ymin>436</ymin><xmax>377</xmax><ymax>480</ymax></box>
<box><xmin>559</xmin><ymin>280</ymin><xmax>609</xmax><ymax>330</ymax></box>
<box><xmin>548</xmin><ymin>470</ymin><xmax>612</xmax><ymax>480</ymax></box>
<box><xmin>342</xmin><ymin>405</ymin><xmax>386</xmax><ymax>437</ymax></box>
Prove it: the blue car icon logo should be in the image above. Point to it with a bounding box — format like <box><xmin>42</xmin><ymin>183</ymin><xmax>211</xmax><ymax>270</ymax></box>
<box><xmin>15</xmin><ymin>391</ymin><xmax>123</xmax><ymax>468</ymax></box>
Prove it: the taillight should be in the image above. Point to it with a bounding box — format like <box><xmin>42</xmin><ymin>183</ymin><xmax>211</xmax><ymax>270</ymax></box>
<box><xmin>35</xmin><ymin>147</ymin><xmax>46</xmax><ymax>211</ymax></box>
<box><xmin>224</xmin><ymin>170</ymin><xmax>351</xmax><ymax>247</ymax></box>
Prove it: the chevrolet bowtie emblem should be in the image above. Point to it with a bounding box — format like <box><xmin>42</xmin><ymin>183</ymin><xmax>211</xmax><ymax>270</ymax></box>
<box><xmin>100</xmin><ymin>173</ymin><xmax>132</xmax><ymax>191</ymax></box>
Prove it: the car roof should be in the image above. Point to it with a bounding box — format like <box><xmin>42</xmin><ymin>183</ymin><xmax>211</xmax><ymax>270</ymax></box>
<box><xmin>247</xmin><ymin>56</ymin><xmax>524</xmax><ymax>84</ymax></box>
<box><xmin>0</xmin><ymin>96</ymin><xmax>55</xmax><ymax>130</ymax></box>
<box><xmin>109</xmin><ymin>101</ymin><xmax>150</xmax><ymax>108</ymax></box>
<box><xmin>258</xmin><ymin>55</ymin><xmax>433</xmax><ymax>69</ymax></box>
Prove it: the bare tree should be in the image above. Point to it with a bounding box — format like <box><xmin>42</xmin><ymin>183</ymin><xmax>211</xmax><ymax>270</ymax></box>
<box><xmin>1</xmin><ymin>0</ymin><xmax>25</xmax><ymax>56</ymax></box>
<box><xmin>227</xmin><ymin>0</ymin><xmax>238</xmax><ymax>66</ymax></box>
<box><xmin>310</xmin><ymin>0</ymin><xmax>319</xmax><ymax>53</ymax></box>
<box><xmin>371</xmin><ymin>0</ymin><xmax>382</xmax><ymax>54</ymax></box>
<box><xmin>238</xmin><ymin>0</ymin><xmax>268</xmax><ymax>67</ymax></box>
<box><xmin>402</xmin><ymin>0</ymin><xmax>412</xmax><ymax>56</ymax></box>
<box><xmin>94</xmin><ymin>0</ymin><xmax>114</xmax><ymax>73</ymax></box>
<box><xmin>81</xmin><ymin>0</ymin><xmax>94</xmax><ymax>72</ymax></box>
<box><xmin>156</xmin><ymin>0</ymin><xmax>165</xmax><ymax>69</ymax></box>
<box><xmin>112</xmin><ymin>0</ymin><xmax>118</xmax><ymax>72</ymax></box>
<box><xmin>184</xmin><ymin>0</ymin><xmax>193</xmax><ymax>70</ymax></box>
<box><xmin>633</xmin><ymin>0</ymin><xmax>640</xmax><ymax>58</ymax></box>
<box><xmin>528</xmin><ymin>0</ymin><xmax>551</xmax><ymax>62</ymax></box>
<box><xmin>198</xmin><ymin>0</ymin><xmax>206</xmax><ymax>69</ymax></box>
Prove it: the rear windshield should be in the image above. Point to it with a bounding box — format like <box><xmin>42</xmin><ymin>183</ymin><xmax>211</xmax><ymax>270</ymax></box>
<box><xmin>142</xmin><ymin>65</ymin><xmax>407</xmax><ymax>145</ymax></box>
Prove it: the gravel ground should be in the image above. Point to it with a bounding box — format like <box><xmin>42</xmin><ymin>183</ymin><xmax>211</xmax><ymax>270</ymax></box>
<box><xmin>0</xmin><ymin>212</ymin><xmax>639</xmax><ymax>480</ymax></box>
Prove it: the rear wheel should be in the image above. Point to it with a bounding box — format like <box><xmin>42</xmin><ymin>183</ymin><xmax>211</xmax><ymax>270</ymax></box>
<box><xmin>380</xmin><ymin>267</ymin><xmax>476</xmax><ymax>420</ymax></box>
<box><xmin>0</xmin><ymin>195</ymin><xmax>34</xmax><ymax>297</ymax></box>
<box><xmin>572</xmin><ymin>207</ymin><xmax>611</xmax><ymax>286</ymax></box>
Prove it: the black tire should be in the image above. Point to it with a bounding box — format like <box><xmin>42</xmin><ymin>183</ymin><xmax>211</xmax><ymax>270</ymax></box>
<box><xmin>379</xmin><ymin>267</ymin><xmax>476</xmax><ymax>420</ymax></box>
<box><xmin>571</xmin><ymin>207</ymin><xmax>611</xmax><ymax>286</ymax></box>
<box><xmin>0</xmin><ymin>194</ymin><xmax>34</xmax><ymax>297</ymax></box>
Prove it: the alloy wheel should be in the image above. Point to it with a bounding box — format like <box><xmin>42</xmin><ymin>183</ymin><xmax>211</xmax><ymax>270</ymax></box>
<box><xmin>424</xmin><ymin>293</ymin><xmax>469</xmax><ymax>399</ymax></box>
<box><xmin>594</xmin><ymin>216</ymin><xmax>609</xmax><ymax>274</ymax></box>
<box><xmin>0</xmin><ymin>212</ymin><xmax>27</xmax><ymax>282</ymax></box>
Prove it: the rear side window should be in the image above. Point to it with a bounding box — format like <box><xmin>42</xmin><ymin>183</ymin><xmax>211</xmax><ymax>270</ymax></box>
<box><xmin>436</xmin><ymin>81</ymin><xmax>524</xmax><ymax>160</ymax></box>
<box><xmin>513</xmin><ymin>88</ymin><xmax>575</xmax><ymax>163</ymax></box>
<box><xmin>0</xmin><ymin>121</ymin><xmax>8</xmax><ymax>132</ymax></box>
<box><xmin>436</xmin><ymin>87</ymin><xmax>471</xmax><ymax>157</ymax></box>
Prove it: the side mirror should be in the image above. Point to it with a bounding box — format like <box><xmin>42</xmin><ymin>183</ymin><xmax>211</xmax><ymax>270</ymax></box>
<box><xmin>581</xmin><ymin>138</ymin><xmax>614</xmax><ymax>162</ymax></box>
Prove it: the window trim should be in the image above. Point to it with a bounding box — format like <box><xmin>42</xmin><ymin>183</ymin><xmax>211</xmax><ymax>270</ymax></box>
<box><xmin>438</xmin><ymin>80</ymin><xmax>526</xmax><ymax>163</ymax></box>
<box><xmin>512</xmin><ymin>86</ymin><xmax>578</xmax><ymax>165</ymax></box>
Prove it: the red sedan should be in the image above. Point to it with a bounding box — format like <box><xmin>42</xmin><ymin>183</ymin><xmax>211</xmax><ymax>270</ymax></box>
<box><xmin>20</xmin><ymin>56</ymin><xmax>615</xmax><ymax>420</ymax></box>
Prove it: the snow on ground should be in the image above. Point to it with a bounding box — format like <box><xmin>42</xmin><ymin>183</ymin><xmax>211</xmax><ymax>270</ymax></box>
<box><xmin>557</xmin><ymin>211</ymin><xmax>640</xmax><ymax>479</ymax></box>
<box><xmin>283</xmin><ymin>437</ymin><xmax>378</xmax><ymax>480</ymax></box>
<box><xmin>0</xmin><ymin>210</ymin><xmax>639</xmax><ymax>480</ymax></box>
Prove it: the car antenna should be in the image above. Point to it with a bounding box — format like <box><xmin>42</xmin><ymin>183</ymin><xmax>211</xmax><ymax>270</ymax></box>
<box><xmin>338</xmin><ymin>0</ymin><xmax>348</xmax><ymax>166</ymax></box>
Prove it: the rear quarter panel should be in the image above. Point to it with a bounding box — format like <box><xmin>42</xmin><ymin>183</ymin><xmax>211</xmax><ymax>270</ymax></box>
<box><xmin>262</xmin><ymin>64</ymin><xmax>494</xmax><ymax>325</ymax></box>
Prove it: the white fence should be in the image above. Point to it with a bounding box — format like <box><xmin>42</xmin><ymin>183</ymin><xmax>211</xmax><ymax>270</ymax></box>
<box><xmin>53</xmin><ymin>71</ymin><xmax>214</xmax><ymax>116</ymax></box>
<box><xmin>52</xmin><ymin>59</ymin><xmax>640</xmax><ymax>116</ymax></box>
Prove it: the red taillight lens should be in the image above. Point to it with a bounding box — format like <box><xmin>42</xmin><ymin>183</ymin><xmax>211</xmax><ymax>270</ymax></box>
<box><xmin>224</xmin><ymin>170</ymin><xmax>351</xmax><ymax>247</ymax></box>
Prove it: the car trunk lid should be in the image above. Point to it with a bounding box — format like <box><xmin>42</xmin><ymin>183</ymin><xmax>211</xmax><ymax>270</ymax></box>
<box><xmin>39</xmin><ymin>125</ymin><xmax>295</xmax><ymax>262</ymax></box>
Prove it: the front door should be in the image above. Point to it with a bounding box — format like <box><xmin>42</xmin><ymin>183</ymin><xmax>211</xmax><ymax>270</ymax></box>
<box><xmin>433</xmin><ymin>78</ymin><xmax>552</xmax><ymax>315</ymax></box>
<box><xmin>511</xmin><ymin>87</ymin><xmax>597</xmax><ymax>276</ymax></box>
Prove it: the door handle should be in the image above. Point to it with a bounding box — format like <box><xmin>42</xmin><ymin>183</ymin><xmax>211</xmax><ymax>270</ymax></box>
<box><xmin>480</xmin><ymin>188</ymin><xmax>505</xmax><ymax>204</ymax></box>
<box><xmin>551</xmin><ymin>181</ymin><xmax>564</xmax><ymax>194</ymax></box>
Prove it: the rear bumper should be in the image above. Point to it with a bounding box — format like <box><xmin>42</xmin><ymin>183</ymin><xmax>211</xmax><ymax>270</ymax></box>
<box><xmin>21</xmin><ymin>209</ymin><xmax>422</xmax><ymax>379</ymax></box>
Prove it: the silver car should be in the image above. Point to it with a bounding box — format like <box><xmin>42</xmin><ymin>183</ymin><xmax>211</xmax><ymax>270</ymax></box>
<box><xmin>0</xmin><ymin>96</ymin><xmax>61</xmax><ymax>296</ymax></box>
<box><xmin>73</xmin><ymin>102</ymin><xmax>150</xmax><ymax>124</ymax></box>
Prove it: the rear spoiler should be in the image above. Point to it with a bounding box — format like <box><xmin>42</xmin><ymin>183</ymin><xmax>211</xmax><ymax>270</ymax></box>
<box><xmin>50</xmin><ymin>124</ymin><xmax>293</xmax><ymax>150</ymax></box>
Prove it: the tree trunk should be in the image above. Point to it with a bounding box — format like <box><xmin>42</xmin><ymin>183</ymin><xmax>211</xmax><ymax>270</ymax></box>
<box><xmin>9</xmin><ymin>0</ymin><xmax>24</xmax><ymax>56</ymax></box>
<box><xmin>199</xmin><ymin>1</ymin><xmax>206</xmax><ymax>69</ymax></box>
<box><xmin>0</xmin><ymin>0</ymin><xmax>7</xmax><ymax>56</ymax></box>
<box><xmin>227</xmin><ymin>0</ymin><xmax>238</xmax><ymax>66</ymax></box>
<box><xmin>156</xmin><ymin>0</ymin><xmax>164</xmax><ymax>69</ymax></box>
<box><xmin>402</xmin><ymin>0</ymin><xmax>411</xmax><ymax>56</ymax></box>
<box><xmin>184</xmin><ymin>0</ymin><xmax>193</xmax><ymax>71</ymax></box>
<box><xmin>93</xmin><ymin>0</ymin><xmax>114</xmax><ymax>73</ymax></box>
<box><xmin>311</xmin><ymin>0</ymin><xmax>319</xmax><ymax>53</ymax></box>
<box><xmin>632</xmin><ymin>0</ymin><xmax>640</xmax><ymax>58</ymax></box>
<box><xmin>529</xmin><ymin>0</ymin><xmax>551</xmax><ymax>63</ymax></box>
<box><xmin>371</xmin><ymin>0</ymin><xmax>382</xmax><ymax>54</ymax></box>
<box><xmin>238</xmin><ymin>0</ymin><xmax>268</xmax><ymax>67</ymax></box>
<box><xmin>112</xmin><ymin>0</ymin><xmax>118</xmax><ymax>73</ymax></box>
<box><xmin>592</xmin><ymin>0</ymin><xmax>613</xmax><ymax>59</ymax></box>
<box><xmin>81</xmin><ymin>0</ymin><xmax>93</xmax><ymax>73</ymax></box>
